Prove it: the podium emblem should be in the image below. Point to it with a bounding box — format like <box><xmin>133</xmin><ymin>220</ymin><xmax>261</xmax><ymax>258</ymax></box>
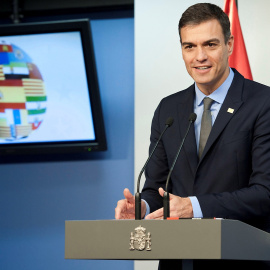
<box><xmin>130</xmin><ymin>225</ymin><xmax>151</xmax><ymax>251</ymax></box>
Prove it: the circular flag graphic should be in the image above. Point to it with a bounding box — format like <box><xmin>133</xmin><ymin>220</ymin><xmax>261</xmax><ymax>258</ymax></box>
<box><xmin>0</xmin><ymin>42</ymin><xmax>47</xmax><ymax>140</ymax></box>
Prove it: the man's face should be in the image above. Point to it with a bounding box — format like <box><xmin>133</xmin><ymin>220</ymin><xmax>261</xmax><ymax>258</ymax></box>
<box><xmin>180</xmin><ymin>19</ymin><xmax>233</xmax><ymax>94</ymax></box>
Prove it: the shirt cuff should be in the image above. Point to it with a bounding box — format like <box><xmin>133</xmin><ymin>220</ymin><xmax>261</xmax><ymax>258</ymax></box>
<box><xmin>143</xmin><ymin>197</ymin><xmax>203</xmax><ymax>218</ymax></box>
<box><xmin>142</xmin><ymin>199</ymin><xmax>150</xmax><ymax>218</ymax></box>
<box><xmin>189</xmin><ymin>196</ymin><xmax>203</xmax><ymax>218</ymax></box>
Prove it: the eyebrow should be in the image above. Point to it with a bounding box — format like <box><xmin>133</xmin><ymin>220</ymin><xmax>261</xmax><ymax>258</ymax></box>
<box><xmin>181</xmin><ymin>38</ymin><xmax>221</xmax><ymax>47</ymax></box>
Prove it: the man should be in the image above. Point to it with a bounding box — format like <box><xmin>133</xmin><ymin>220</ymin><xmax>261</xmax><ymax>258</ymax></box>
<box><xmin>115</xmin><ymin>3</ymin><xmax>270</xmax><ymax>269</ymax></box>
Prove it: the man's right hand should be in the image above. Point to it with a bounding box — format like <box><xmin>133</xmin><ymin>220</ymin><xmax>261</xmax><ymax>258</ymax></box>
<box><xmin>115</xmin><ymin>188</ymin><xmax>146</xmax><ymax>219</ymax></box>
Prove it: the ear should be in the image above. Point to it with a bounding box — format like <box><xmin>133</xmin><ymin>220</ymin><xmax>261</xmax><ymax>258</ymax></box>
<box><xmin>227</xmin><ymin>35</ymin><xmax>234</xmax><ymax>56</ymax></box>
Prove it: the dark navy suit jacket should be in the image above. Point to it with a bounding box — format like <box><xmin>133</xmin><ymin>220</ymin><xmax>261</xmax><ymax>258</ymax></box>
<box><xmin>141</xmin><ymin>69</ymin><xmax>270</xmax><ymax>232</ymax></box>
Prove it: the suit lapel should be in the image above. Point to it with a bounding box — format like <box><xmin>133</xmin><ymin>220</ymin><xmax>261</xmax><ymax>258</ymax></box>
<box><xmin>177</xmin><ymin>85</ymin><xmax>198</xmax><ymax>175</ymax></box>
<box><xmin>198</xmin><ymin>69</ymin><xmax>245</xmax><ymax>163</ymax></box>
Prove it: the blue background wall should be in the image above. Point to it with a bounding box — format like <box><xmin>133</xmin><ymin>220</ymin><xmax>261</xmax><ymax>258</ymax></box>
<box><xmin>0</xmin><ymin>17</ymin><xmax>134</xmax><ymax>270</ymax></box>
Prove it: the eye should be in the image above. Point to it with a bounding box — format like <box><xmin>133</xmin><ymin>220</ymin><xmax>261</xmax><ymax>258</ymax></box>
<box><xmin>185</xmin><ymin>45</ymin><xmax>193</xmax><ymax>49</ymax></box>
<box><xmin>208</xmin><ymin>43</ymin><xmax>216</xmax><ymax>47</ymax></box>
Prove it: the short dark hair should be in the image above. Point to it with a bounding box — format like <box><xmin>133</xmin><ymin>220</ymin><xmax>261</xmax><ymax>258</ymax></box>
<box><xmin>178</xmin><ymin>3</ymin><xmax>231</xmax><ymax>43</ymax></box>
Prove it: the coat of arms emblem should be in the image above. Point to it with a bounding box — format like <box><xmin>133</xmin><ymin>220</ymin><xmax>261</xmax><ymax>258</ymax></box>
<box><xmin>129</xmin><ymin>225</ymin><xmax>151</xmax><ymax>251</ymax></box>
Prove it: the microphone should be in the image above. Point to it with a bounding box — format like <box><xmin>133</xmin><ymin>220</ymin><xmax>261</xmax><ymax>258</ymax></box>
<box><xmin>163</xmin><ymin>113</ymin><xmax>197</xmax><ymax>220</ymax></box>
<box><xmin>135</xmin><ymin>117</ymin><xmax>174</xmax><ymax>220</ymax></box>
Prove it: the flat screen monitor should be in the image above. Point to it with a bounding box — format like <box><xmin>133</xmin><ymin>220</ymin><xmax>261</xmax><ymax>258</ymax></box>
<box><xmin>0</xmin><ymin>19</ymin><xmax>107</xmax><ymax>155</ymax></box>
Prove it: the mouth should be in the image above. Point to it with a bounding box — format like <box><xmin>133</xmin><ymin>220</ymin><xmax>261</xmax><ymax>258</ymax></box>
<box><xmin>195</xmin><ymin>66</ymin><xmax>211</xmax><ymax>70</ymax></box>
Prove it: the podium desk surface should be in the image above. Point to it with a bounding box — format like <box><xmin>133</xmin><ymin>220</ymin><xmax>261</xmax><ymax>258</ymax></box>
<box><xmin>65</xmin><ymin>219</ymin><xmax>270</xmax><ymax>261</ymax></box>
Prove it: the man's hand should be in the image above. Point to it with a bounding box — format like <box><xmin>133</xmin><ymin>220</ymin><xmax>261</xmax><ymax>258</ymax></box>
<box><xmin>115</xmin><ymin>188</ymin><xmax>146</xmax><ymax>219</ymax></box>
<box><xmin>145</xmin><ymin>187</ymin><xmax>193</xmax><ymax>220</ymax></box>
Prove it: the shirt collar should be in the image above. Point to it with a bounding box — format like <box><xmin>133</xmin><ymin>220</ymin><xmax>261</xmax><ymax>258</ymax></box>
<box><xmin>195</xmin><ymin>68</ymin><xmax>234</xmax><ymax>106</ymax></box>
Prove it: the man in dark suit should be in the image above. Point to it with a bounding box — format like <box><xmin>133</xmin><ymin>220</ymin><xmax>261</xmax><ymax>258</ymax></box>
<box><xmin>115</xmin><ymin>3</ymin><xmax>270</xmax><ymax>269</ymax></box>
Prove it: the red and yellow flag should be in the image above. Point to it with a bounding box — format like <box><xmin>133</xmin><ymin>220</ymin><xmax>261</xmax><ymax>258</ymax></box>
<box><xmin>224</xmin><ymin>0</ymin><xmax>253</xmax><ymax>80</ymax></box>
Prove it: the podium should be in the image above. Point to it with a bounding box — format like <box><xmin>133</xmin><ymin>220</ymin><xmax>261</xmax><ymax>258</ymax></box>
<box><xmin>65</xmin><ymin>219</ymin><xmax>270</xmax><ymax>269</ymax></box>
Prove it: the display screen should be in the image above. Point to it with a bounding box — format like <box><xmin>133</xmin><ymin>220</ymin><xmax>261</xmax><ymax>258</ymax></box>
<box><xmin>0</xmin><ymin>19</ymin><xmax>107</xmax><ymax>155</ymax></box>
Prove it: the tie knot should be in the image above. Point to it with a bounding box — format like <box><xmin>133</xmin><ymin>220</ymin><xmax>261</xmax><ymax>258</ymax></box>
<box><xmin>203</xmin><ymin>97</ymin><xmax>214</xmax><ymax>111</ymax></box>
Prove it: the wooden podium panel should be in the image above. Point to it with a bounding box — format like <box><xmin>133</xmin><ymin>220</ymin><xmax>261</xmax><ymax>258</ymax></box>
<box><xmin>65</xmin><ymin>219</ymin><xmax>270</xmax><ymax>261</ymax></box>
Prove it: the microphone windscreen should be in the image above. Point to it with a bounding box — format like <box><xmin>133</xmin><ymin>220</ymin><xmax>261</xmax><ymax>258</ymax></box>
<box><xmin>165</xmin><ymin>117</ymin><xmax>174</xmax><ymax>127</ymax></box>
<box><xmin>189</xmin><ymin>113</ymin><xmax>197</xmax><ymax>123</ymax></box>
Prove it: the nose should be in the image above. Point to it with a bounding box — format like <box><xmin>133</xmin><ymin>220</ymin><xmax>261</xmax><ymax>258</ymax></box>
<box><xmin>196</xmin><ymin>47</ymin><xmax>207</xmax><ymax>62</ymax></box>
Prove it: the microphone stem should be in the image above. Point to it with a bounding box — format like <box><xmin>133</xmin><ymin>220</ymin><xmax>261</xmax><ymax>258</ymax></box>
<box><xmin>137</xmin><ymin>124</ymin><xmax>169</xmax><ymax>193</ymax></box>
<box><xmin>164</xmin><ymin>120</ymin><xmax>193</xmax><ymax>219</ymax></box>
<box><xmin>135</xmin><ymin>123</ymin><xmax>170</xmax><ymax>220</ymax></box>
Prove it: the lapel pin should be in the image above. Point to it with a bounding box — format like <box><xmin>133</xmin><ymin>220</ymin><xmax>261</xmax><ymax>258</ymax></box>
<box><xmin>227</xmin><ymin>108</ymin><xmax>234</xmax><ymax>114</ymax></box>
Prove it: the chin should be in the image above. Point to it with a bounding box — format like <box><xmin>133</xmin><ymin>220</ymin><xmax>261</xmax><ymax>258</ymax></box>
<box><xmin>193</xmin><ymin>77</ymin><xmax>212</xmax><ymax>85</ymax></box>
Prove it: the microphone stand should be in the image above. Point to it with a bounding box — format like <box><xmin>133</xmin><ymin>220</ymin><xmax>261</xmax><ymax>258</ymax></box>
<box><xmin>163</xmin><ymin>113</ymin><xmax>197</xmax><ymax>219</ymax></box>
<box><xmin>135</xmin><ymin>117</ymin><xmax>173</xmax><ymax>220</ymax></box>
